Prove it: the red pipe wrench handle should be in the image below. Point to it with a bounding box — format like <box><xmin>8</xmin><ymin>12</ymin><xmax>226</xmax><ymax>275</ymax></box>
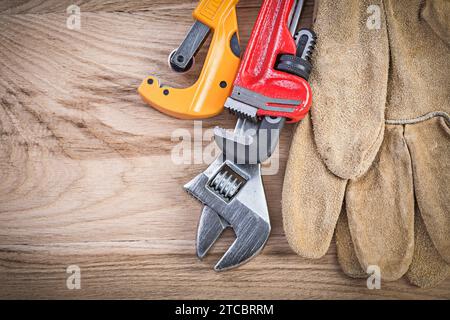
<box><xmin>233</xmin><ymin>0</ymin><xmax>312</xmax><ymax>123</ymax></box>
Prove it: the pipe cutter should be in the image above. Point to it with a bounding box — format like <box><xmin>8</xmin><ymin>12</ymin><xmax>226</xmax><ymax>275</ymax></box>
<box><xmin>138</xmin><ymin>0</ymin><xmax>241</xmax><ymax>119</ymax></box>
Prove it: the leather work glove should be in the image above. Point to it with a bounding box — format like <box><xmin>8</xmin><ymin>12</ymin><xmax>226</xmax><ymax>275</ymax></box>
<box><xmin>282</xmin><ymin>0</ymin><xmax>450</xmax><ymax>287</ymax></box>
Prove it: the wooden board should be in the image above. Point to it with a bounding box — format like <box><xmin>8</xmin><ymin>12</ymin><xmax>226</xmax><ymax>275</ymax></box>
<box><xmin>0</xmin><ymin>0</ymin><xmax>449</xmax><ymax>299</ymax></box>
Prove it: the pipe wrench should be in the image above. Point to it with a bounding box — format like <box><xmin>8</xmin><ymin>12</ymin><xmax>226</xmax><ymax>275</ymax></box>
<box><xmin>185</xmin><ymin>0</ymin><xmax>316</xmax><ymax>271</ymax></box>
<box><xmin>138</xmin><ymin>0</ymin><xmax>241</xmax><ymax>119</ymax></box>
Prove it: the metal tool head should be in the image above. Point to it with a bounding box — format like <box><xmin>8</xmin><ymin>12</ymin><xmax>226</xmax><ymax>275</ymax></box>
<box><xmin>196</xmin><ymin>206</ymin><xmax>229</xmax><ymax>259</ymax></box>
<box><xmin>184</xmin><ymin>158</ymin><xmax>270</xmax><ymax>271</ymax></box>
<box><xmin>214</xmin><ymin>110</ymin><xmax>285</xmax><ymax>164</ymax></box>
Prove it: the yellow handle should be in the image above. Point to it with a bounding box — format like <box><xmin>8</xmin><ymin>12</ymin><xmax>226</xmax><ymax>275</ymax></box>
<box><xmin>138</xmin><ymin>0</ymin><xmax>240</xmax><ymax>119</ymax></box>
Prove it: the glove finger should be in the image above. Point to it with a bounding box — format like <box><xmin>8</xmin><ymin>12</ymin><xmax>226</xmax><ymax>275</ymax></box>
<box><xmin>338</xmin><ymin>200</ymin><xmax>450</xmax><ymax>287</ymax></box>
<box><xmin>384</xmin><ymin>0</ymin><xmax>450</xmax><ymax>121</ymax></box>
<box><xmin>346</xmin><ymin>125</ymin><xmax>414</xmax><ymax>281</ymax></box>
<box><xmin>404</xmin><ymin>116</ymin><xmax>450</xmax><ymax>263</ymax></box>
<box><xmin>406</xmin><ymin>207</ymin><xmax>450</xmax><ymax>288</ymax></box>
<box><xmin>310</xmin><ymin>0</ymin><xmax>388</xmax><ymax>179</ymax></box>
<box><xmin>335</xmin><ymin>209</ymin><xmax>366</xmax><ymax>278</ymax></box>
<box><xmin>282</xmin><ymin>114</ymin><xmax>346</xmax><ymax>258</ymax></box>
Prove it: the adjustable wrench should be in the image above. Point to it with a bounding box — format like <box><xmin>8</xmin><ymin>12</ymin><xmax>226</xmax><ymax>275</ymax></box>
<box><xmin>138</xmin><ymin>0</ymin><xmax>241</xmax><ymax>119</ymax></box>
<box><xmin>185</xmin><ymin>0</ymin><xmax>316</xmax><ymax>271</ymax></box>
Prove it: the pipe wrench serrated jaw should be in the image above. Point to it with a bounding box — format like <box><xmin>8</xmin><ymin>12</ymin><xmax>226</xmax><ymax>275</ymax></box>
<box><xmin>138</xmin><ymin>0</ymin><xmax>241</xmax><ymax>119</ymax></box>
<box><xmin>184</xmin><ymin>158</ymin><xmax>270</xmax><ymax>271</ymax></box>
<box><xmin>214</xmin><ymin>90</ymin><xmax>289</xmax><ymax>164</ymax></box>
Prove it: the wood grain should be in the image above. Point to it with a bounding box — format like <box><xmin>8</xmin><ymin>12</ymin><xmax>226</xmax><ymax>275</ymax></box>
<box><xmin>0</xmin><ymin>0</ymin><xmax>449</xmax><ymax>299</ymax></box>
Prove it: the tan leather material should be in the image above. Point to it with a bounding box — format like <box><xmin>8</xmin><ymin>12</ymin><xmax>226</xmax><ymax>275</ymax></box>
<box><xmin>335</xmin><ymin>211</ymin><xmax>366</xmax><ymax>278</ymax></box>
<box><xmin>282</xmin><ymin>115</ymin><xmax>346</xmax><ymax>258</ymax></box>
<box><xmin>309</xmin><ymin>0</ymin><xmax>388</xmax><ymax>180</ymax></box>
<box><xmin>384</xmin><ymin>0</ymin><xmax>450</xmax><ymax>121</ymax></box>
<box><xmin>282</xmin><ymin>0</ymin><xmax>450</xmax><ymax>287</ymax></box>
<box><xmin>346</xmin><ymin>125</ymin><xmax>415</xmax><ymax>281</ymax></box>
<box><xmin>422</xmin><ymin>0</ymin><xmax>450</xmax><ymax>44</ymax></box>
<box><xmin>406</xmin><ymin>209</ymin><xmax>450</xmax><ymax>288</ymax></box>
<box><xmin>336</xmin><ymin>206</ymin><xmax>450</xmax><ymax>288</ymax></box>
<box><xmin>405</xmin><ymin>117</ymin><xmax>450</xmax><ymax>263</ymax></box>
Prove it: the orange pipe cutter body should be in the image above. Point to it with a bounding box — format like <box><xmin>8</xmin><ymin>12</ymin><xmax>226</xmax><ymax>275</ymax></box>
<box><xmin>138</xmin><ymin>0</ymin><xmax>241</xmax><ymax>119</ymax></box>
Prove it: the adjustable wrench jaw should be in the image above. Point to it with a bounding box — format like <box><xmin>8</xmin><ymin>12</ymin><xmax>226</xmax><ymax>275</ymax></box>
<box><xmin>184</xmin><ymin>158</ymin><xmax>270</xmax><ymax>271</ymax></box>
<box><xmin>214</xmin><ymin>114</ymin><xmax>285</xmax><ymax>164</ymax></box>
<box><xmin>138</xmin><ymin>0</ymin><xmax>241</xmax><ymax>119</ymax></box>
<box><xmin>196</xmin><ymin>206</ymin><xmax>229</xmax><ymax>260</ymax></box>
